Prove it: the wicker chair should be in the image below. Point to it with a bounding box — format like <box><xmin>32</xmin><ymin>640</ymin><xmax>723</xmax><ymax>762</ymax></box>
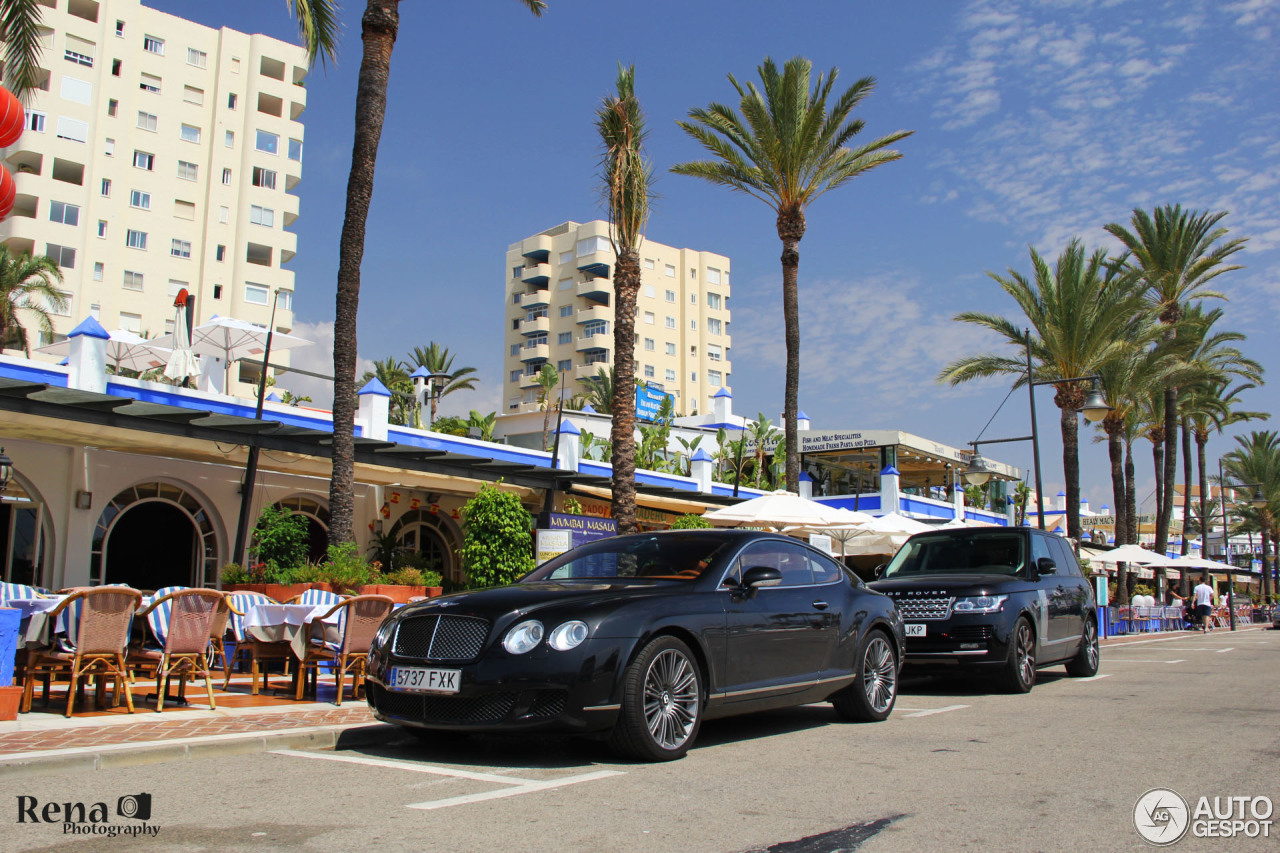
<box><xmin>206</xmin><ymin>594</ymin><xmax>232</xmax><ymax>679</ymax></box>
<box><xmin>21</xmin><ymin>587</ymin><xmax>143</xmax><ymax>716</ymax></box>
<box><xmin>130</xmin><ymin>589</ymin><xmax>223</xmax><ymax>712</ymax></box>
<box><xmin>224</xmin><ymin>591</ymin><xmax>289</xmax><ymax>694</ymax></box>
<box><xmin>294</xmin><ymin>595</ymin><xmax>394</xmax><ymax>704</ymax></box>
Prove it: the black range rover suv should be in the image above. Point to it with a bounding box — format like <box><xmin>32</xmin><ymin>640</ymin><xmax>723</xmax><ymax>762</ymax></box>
<box><xmin>868</xmin><ymin>526</ymin><xmax>1098</xmax><ymax>693</ymax></box>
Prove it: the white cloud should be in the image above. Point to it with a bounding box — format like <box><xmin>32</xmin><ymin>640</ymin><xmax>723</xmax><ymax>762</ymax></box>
<box><xmin>273</xmin><ymin>320</ymin><xmax>375</xmax><ymax>410</ymax></box>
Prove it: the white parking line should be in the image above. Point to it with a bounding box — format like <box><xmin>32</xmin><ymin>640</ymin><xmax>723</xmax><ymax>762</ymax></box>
<box><xmin>1158</xmin><ymin>647</ymin><xmax>1233</xmax><ymax>652</ymax></box>
<box><xmin>1102</xmin><ymin>659</ymin><xmax>1186</xmax><ymax>664</ymax></box>
<box><xmin>1071</xmin><ymin>674</ymin><xmax>1112</xmax><ymax>682</ymax></box>
<box><xmin>270</xmin><ymin>748</ymin><xmax>625</xmax><ymax>811</ymax></box>
<box><xmin>902</xmin><ymin>705</ymin><xmax>968</xmax><ymax>718</ymax></box>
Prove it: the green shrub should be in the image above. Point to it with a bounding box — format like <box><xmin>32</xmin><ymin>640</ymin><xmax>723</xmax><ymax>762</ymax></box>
<box><xmin>460</xmin><ymin>482</ymin><xmax>534</xmax><ymax>589</ymax></box>
<box><xmin>220</xmin><ymin>563</ymin><xmax>250</xmax><ymax>584</ymax></box>
<box><xmin>251</xmin><ymin>506</ymin><xmax>309</xmax><ymax>572</ymax></box>
<box><xmin>669</xmin><ymin>513</ymin><xmax>711</xmax><ymax>529</ymax></box>
<box><xmin>319</xmin><ymin>542</ymin><xmax>375</xmax><ymax>593</ymax></box>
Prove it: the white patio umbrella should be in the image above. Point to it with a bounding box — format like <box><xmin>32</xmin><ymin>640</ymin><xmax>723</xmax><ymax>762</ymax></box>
<box><xmin>703</xmin><ymin>490</ymin><xmax>853</xmax><ymax>529</ymax></box>
<box><xmin>37</xmin><ymin>329</ymin><xmax>172</xmax><ymax>374</ymax></box>
<box><xmin>163</xmin><ymin>303</ymin><xmax>201</xmax><ymax>383</ymax></box>
<box><xmin>1085</xmin><ymin>543</ymin><xmax>1169</xmax><ymax>565</ymax></box>
<box><xmin>841</xmin><ymin>513</ymin><xmax>934</xmax><ymax>557</ymax></box>
<box><xmin>152</xmin><ymin>315</ymin><xmax>311</xmax><ymax>387</ymax></box>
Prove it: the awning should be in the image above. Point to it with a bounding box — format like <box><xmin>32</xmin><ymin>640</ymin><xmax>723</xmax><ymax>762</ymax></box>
<box><xmin>567</xmin><ymin>482</ymin><xmax>736</xmax><ymax>516</ymax></box>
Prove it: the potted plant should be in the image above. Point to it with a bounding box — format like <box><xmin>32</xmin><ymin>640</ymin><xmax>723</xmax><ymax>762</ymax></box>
<box><xmin>360</xmin><ymin>566</ymin><xmax>445</xmax><ymax>603</ymax></box>
<box><xmin>460</xmin><ymin>482</ymin><xmax>534</xmax><ymax>589</ymax></box>
<box><xmin>220</xmin><ymin>562</ymin><xmax>266</xmax><ymax>594</ymax></box>
<box><xmin>317</xmin><ymin>542</ymin><xmax>374</xmax><ymax>595</ymax></box>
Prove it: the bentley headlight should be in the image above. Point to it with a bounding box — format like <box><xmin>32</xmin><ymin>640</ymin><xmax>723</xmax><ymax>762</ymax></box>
<box><xmin>547</xmin><ymin>621</ymin><xmax>589</xmax><ymax>651</ymax></box>
<box><xmin>952</xmin><ymin>595</ymin><xmax>1007</xmax><ymax>614</ymax></box>
<box><xmin>373</xmin><ymin>617</ymin><xmax>397</xmax><ymax>651</ymax></box>
<box><xmin>502</xmin><ymin>619</ymin><xmax>545</xmax><ymax>654</ymax></box>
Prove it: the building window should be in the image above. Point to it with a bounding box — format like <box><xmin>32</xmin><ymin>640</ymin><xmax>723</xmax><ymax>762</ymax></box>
<box><xmin>110</xmin><ymin>58</ymin><xmax>122</xmax><ymax>76</ymax></box>
<box><xmin>707</xmin><ymin>292</ymin><xmax>722</xmax><ymax>310</ymax></box>
<box><xmin>558</xmin><ymin>250</ymin><xmax>573</xmax><ymax>265</ymax></box>
<box><xmin>583</xmin><ymin>320</ymin><xmax>608</xmax><ymax>337</ymax></box>
<box><xmin>115</xmin><ymin>20</ymin><xmax>124</xmax><ymax>37</ymax></box>
<box><xmin>665</xmin><ymin>289</ymin><xmax>675</xmax><ymax>302</ymax></box>
<box><xmin>215</xmin><ymin>244</ymin><xmax>226</xmax><ymax>262</ymax></box>
<box><xmin>575</xmin><ymin>236</ymin><xmax>610</xmax><ymax>257</ymax></box>
<box><xmin>142</xmin><ymin>35</ymin><xmax>164</xmax><ymax>55</ymax></box>
<box><xmin>25</xmin><ymin>110</ymin><xmax>45</xmax><ymax>132</ymax></box>
<box><xmin>287</xmin><ymin>138</ymin><xmax>302</xmax><ymax>161</ymax></box>
<box><xmin>707</xmin><ymin>318</ymin><xmax>722</xmax><ymax>335</ymax></box>
<box><xmin>252</xmin><ymin>167</ymin><xmax>276</xmax><ymax>189</ymax></box>
<box><xmin>643</xmin><ymin>338</ymin><xmax>655</xmax><ymax>351</ymax></box>
<box><xmin>48</xmin><ymin>201</ymin><xmax>80</xmax><ymax>225</ymax></box>
<box><xmin>183</xmin><ymin>85</ymin><xmax>203</xmax><ymax>105</ymax></box>
<box><xmin>644</xmin><ymin>365</ymin><xmax>655</xmax><ymax>378</ymax></box>
<box><xmin>527</xmin><ymin>333</ymin><xmax>547</xmax><ymax>347</ymax></box>
<box><xmin>557</xmin><ymin>332</ymin><xmax>571</xmax><ymax>345</ymax></box>
<box><xmin>222</xmin><ymin>168</ymin><xmax>232</xmax><ymax>185</ymax></box>
<box><xmin>225</xmin><ymin>130</ymin><xmax>234</xmax><ymax>148</ymax></box>
<box><xmin>230</xmin><ymin>57</ymin><xmax>240</xmax><ymax>73</ymax></box>
<box><xmin>557</xmin><ymin>277</ymin><xmax>572</xmax><ymax>291</ymax></box>
<box><xmin>171</xmin><ymin>239</ymin><xmax>191</xmax><ymax>258</ymax></box>
<box><xmin>643</xmin><ymin>285</ymin><xmax>655</xmax><ymax>298</ymax></box>
<box><xmin>46</xmin><ymin>243</ymin><xmax>75</xmax><ymax>268</ymax></box>
<box><xmin>664</xmin><ymin>316</ymin><xmax>676</xmax><ymax>330</ymax></box>
<box><xmin>510</xmin><ymin>344</ymin><xmax>520</xmax><ymax>357</ymax></box>
<box><xmin>665</xmin><ymin>343</ymin><xmax>676</xmax><ymax>356</ymax></box>
<box><xmin>106</xmin><ymin>99</ymin><xmax>117</xmax><ymax>116</ymax></box>
<box><xmin>643</xmin><ymin>312</ymin><xmax>654</xmax><ymax>325</ymax></box>
<box><xmin>120</xmin><ymin>312</ymin><xmax>142</xmax><ymax>333</ymax></box>
<box><xmin>255</xmin><ymin>130</ymin><xmax>279</xmax><ymax>154</ymax></box>
<box><xmin>249</xmin><ymin>205</ymin><xmax>274</xmax><ymax>227</ymax></box>
<box><xmin>100</xmin><ymin>178</ymin><xmax>111</xmax><ymax>196</ymax></box>
<box><xmin>180</xmin><ymin>124</ymin><xmax>200</xmax><ymax>143</ymax></box>
<box><xmin>93</xmin><ymin>262</ymin><xmax>104</xmax><ymax>281</ymax></box>
<box><xmin>664</xmin><ymin>264</ymin><xmax>675</xmax><ymax>278</ymax></box>
<box><xmin>136</xmin><ymin>111</ymin><xmax>157</xmax><ymax>131</ymax></box>
<box><xmin>104</xmin><ymin>138</ymin><xmax>114</xmax><ymax>156</ymax></box>
<box><xmin>55</xmin><ymin>117</ymin><xmax>88</xmax><ymax>142</ymax></box>
<box><xmin>665</xmin><ymin>369</ymin><xmax>677</xmax><ymax>382</ymax></box>
<box><xmin>690</xmin><ymin>373</ymin><xmax>697</xmax><ymax>383</ymax></box>
<box><xmin>187</xmin><ymin>48</ymin><xmax>207</xmax><ymax>68</ymax></box>
<box><xmin>278</xmin><ymin>291</ymin><xmax>293</xmax><ymax>311</ymax></box>
<box><xmin>123</xmin><ymin>271</ymin><xmax>144</xmax><ymax>291</ymax></box>
<box><xmin>690</xmin><ymin>320</ymin><xmax>697</xmax><ymax>330</ymax></box>
<box><xmin>177</xmin><ymin>160</ymin><xmax>198</xmax><ymax>181</ymax></box>
<box><xmin>227</xmin><ymin>93</ymin><xmax>237</xmax><ymax>110</ymax></box>
<box><xmin>219</xmin><ymin>206</ymin><xmax>229</xmax><ymax>223</ymax></box>
<box><xmin>510</xmin><ymin>370</ymin><xmax>521</xmax><ymax>383</ymax></box>
<box><xmin>125</xmin><ymin>230</ymin><xmax>147</xmax><ymax>250</ymax></box>
<box><xmin>644</xmin><ymin>258</ymin><xmax>654</xmax><ymax>270</ymax></box>
<box><xmin>244</xmin><ymin>283</ymin><xmax>270</xmax><ymax>305</ymax></box>
<box><xmin>96</xmin><ymin>220</ymin><xmax>106</xmax><ymax>237</ymax></box>
<box><xmin>559</xmin><ymin>305</ymin><xmax>572</xmax><ymax>317</ymax></box>
<box><xmin>707</xmin><ymin>370</ymin><xmax>722</xmax><ymax>387</ymax></box>
<box><xmin>707</xmin><ymin>267</ymin><xmax>721</xmax><ymax>285</ymax></box>
<box><xmin>138</xmin><ymin>73</ymin><xmax>160</xmax><ymax>94</ymax></box>
<box><xmin>129</xmin><ymin>189</ymin><xmax>150</xmax><ymax>209</ymax></box>
<box><xmin>167</xmin><ymin>279</ymin><xmax>188</xmax><ymax>297</ymax></box>
<box><xmin>212</xmin><ymin>284</ymin><xmax>223</xmax><ymax>299</ymax></box>
<box><xmin>132</xmin><ymin>151</ymin><xmax>153</xmax><ymax>170</ymax></box>
<box><xmin>708</xmin><ymin>344</ymin><xmax>722</xmax><ymax>362</ymax></box>
<box><xmin>557</xmin><ymin>359</ymin><xmax>572</xmax><ymax>372</ymax></box>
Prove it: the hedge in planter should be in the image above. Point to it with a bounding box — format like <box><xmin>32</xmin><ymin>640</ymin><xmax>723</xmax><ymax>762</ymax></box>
<box><xmin>460</xmin><ymin>483</ymin><xmax>534</xmax><ymax>589</ymax></box>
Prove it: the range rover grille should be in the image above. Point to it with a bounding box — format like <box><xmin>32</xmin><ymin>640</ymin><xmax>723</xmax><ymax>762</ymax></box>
<box><xmin>892</xmin><ymin>595</ymin><xmax>954</xmax><ymax>620</ymax></box>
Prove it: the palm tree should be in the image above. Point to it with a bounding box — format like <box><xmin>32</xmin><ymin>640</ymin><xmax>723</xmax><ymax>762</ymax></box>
<box><xmin>594</xmin><ymin>64</ymin><xmax>654</xmax><ymax>536</ymax></box>
<box><xmin>744</xmin><ymin>413</ymin><xmax>780</xmax><ymax>490</ymax></box>
<box><xmin>1104</xmin><ymin>206</ymin><xmax>1247</xmax><ymax>556</ymax></box>
<box><xmin>534</xmin><ymin>363</ymin><xmax>559</xmax><ymax>450</ymax></box>
<box><xmin>322</xmin><ymin>0</ymin><xmax>546</xmax><ymax>546</ymax></box>
<box><xmin>466</xmin><ymin>409</ymin><xmax>497</xmax><ymax>442</ymax></box>
<box><xmin>1223</xmin><ymin>431</ymin><xmax>1279</xmax><ymax>603</ymax></box>
<box><xmin>672</xmin><ymin>56</ymin><xmax>912</xmax><ymax>493</ymax></box>
<box><xmin>582</xmin><ymin>366</ymin><xmax>615</xmax><ymax>414</ymax></box>
<box><xmin>0</xmin><ymin>246</ymin><xmax>65</xmax><ymax>355</ymax></box>
<box><xmin>405</xmin><ymin>342</ymin><xmax>479</xmax><ymax>426</ymax></box>
<box><xmin>940</xmin><ymin>241</ymin><xmax>1146</xmax><ymax>541</ymax></box>
<box><xmin>1</xmin><ymin>0</ymin><xmax>55</xmax><ymax>100</ymax></box>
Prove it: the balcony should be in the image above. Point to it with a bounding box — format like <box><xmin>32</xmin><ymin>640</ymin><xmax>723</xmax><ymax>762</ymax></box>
<box><xmin>576</xmin><ymin>334</ymin><xmax>609</xmax><ymax>353</ymax></box>
<box><xmin>576</xmin><ymin>278</ymin><xmax>610</xmax><ymax>304</ymax></box>
<box><xmin>522</xmin><ymin>290</ymin><xmax>549</xmax><ymax>309</ymax></box>
<box><xmin>519</xmin><ymin>316</ymin><xmax>549</xmax><ymax>336</ymax></box>
<box><xmin>519</xmin><ymin>371</ymin><xmax>545</xmax><ymax>388</ymax></box>
<box><xmin>521</xmin><ymin>234</ymin><xmax>553</xmax><ymax>261</ymax></box>
<box><xmin>574</xmin><ymin>361</ymin><xmax>608</xmax><ymax>381</ymax></box>
<box><xmin>519</xmin><ymin>343</ymin><xmax>550</xmax><ymax>363</ymax></box>
<box><xmin>576</xmin><ymin>305</ymin><xmax>610</xmax><ymax>324</ymax></box>
<box><xmin>520</xmin><ymin>262</ymin><xmax>550</xmax><ymax>286</ymax></box>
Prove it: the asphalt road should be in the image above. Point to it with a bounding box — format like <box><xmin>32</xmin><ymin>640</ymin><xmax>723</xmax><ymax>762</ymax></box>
<box><xmin>3</xmin><ymin>628</ymin><xmax>1276</xmax><ymax>853</ymax></box>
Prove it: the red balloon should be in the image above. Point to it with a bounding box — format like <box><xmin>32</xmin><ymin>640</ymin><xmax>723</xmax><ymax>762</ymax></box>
<box><xmin>0</xmin><ymin>167</ymin><xmax>15</xmax><ymax>220</ymax></box>
<box><xmin>0</xmin><ymin>86</ymin><xmax>22</xmax><ymax>148</ymax></box>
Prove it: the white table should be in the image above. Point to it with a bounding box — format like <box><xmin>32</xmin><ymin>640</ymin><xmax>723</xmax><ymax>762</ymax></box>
<box><xmin>6</xmin><ymin>597</ymin><xmax>68</xmax><ymax>648</ymax></box>
<box><xmin>242</xmin><ymin>603</ymin><xmax>343</xmax><ymax>658</ymax></box>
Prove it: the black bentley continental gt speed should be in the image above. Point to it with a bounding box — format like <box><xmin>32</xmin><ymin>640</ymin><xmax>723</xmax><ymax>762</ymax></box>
<box><xmin>366</xmin><ymin>530</ymin><xmax>904</xmax><ymax>761</ymax></box>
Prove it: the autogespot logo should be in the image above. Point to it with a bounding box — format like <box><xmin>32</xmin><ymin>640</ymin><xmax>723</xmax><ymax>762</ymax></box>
<box><xmin>1134</xmin><ymin>788</ymin><xmax>1190</xmax><ymax>846</ymax></box>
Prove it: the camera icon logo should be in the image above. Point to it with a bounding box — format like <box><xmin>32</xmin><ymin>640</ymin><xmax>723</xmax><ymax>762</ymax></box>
<box><xmin>116</xmin><ymin>794</ymin><xmax>152</xmax><ymax>821</ymax></box>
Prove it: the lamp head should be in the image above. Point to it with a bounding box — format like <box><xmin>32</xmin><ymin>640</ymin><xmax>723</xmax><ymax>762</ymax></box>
<box><xmin>963</xmin><ymin>449</ymin><xmax>993</xmax><ymax>486</ymax></box>
<box><xmin>1080</xmin><ymin>382</ymin><xmax>1110</xmax><ymax>423</ymax></box>
<box><xmin>1250</xmin><ymin>488</ymin><xmax>1268</xmax><ymax>510</ymax></box>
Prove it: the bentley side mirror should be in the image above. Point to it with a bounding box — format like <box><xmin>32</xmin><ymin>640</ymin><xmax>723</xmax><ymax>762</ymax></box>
<box><xmin>1037</xmin><ymin>557</ymin><xmax>1057</xmax><ymax>575</ymax></box>
<box><xmin>741</xmin><ymin>566</ymin><xmax>783</xmax><ymax>589</ymax></box>
<box><xmin>874</xmin><ymin>564</ymin><xmax>887</xmax><ymax>579</ymax></box>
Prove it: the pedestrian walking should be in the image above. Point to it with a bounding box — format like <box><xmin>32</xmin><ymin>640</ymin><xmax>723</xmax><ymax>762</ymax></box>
<box><xmin>1192</xmin><ymin>576</ymin><xmax>1216</xmax><ymax>633</ymax></box>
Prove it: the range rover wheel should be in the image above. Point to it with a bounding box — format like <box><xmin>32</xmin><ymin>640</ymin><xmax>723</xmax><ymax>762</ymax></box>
<box><xmin>832</xmin><ymin>630</ymin><xmax>898</xmax><ymax>722</ymax></box>
<box><xmin>997</xmin><ymin>617</ymin><xmax>1036</xmax><ymax>694</ymax></box>
<box><xmin>1065</xmin><ymin>617</ymin><xmax>1100</xmax><ymax>677</ymax></box>
<box><xmin>608</xmin><ymin>635</ymin><xmax>702</xmax><ymax>762</ymax></box>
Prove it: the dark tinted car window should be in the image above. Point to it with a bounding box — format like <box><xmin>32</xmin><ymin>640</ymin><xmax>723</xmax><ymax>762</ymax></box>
<box><xmin>1030</xmin><ymin>533</ymin><xmax>1054</xmax><ymax>569</ymax></box>
<box><xmin>883</xmin><ymin>531</ymin><xmax>1026</xmax><ymax>577</ymax></box>
<box><xmin>808</xmin><ymin>550</ymin><xmax>844</xmax><ymax>584</ymax></box>
<box><xmin>1048</xmin><ymin>536</ymin><xmax>1081</xmax><ymax>577</ymax></box>
<box><xmin>736</xmin><ymin>541</ymin><xmax>816</xmax><ymax>587</ymax></box>
<box><xmin>528</xmin><ymin>533</ymin><xmax>732</xmax><ymax>581</ymax></box>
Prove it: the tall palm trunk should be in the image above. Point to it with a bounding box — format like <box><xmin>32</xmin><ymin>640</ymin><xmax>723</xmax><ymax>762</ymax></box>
<box><xmin>1150</xmin><ymin>434</ymin><xmax>1164</xmax><ymax>545</ymax></box>
<box><xmin>1194</xmin><ymin>431</ymin><xmax>1209</xmax><ymax>598</ymax></box>
<box><xmin>1180</xmin><ymin>418</ymin><xmax>1192</xmax><ymax>556</ymax></box>
<box><xmin>610</xmin><ymin>250</ymin><xmax>640</xmax><ymax>535</ymax></box>
<box><xmin>1158</xmin><ymin>383</ymin><xmax>1178</xmax><ymax>554</ymax></box>
<box><xmin>1105</xmin><ymin>418</ymin><xmax>1125</xmax><ymax>548</ymax></box>
<box><xmin>777</xmin><ymin>207</ymin><xmax>805</xmax><ymax>494</ymax></box>
<box><xmin>328</xmin><ymin>0</ymin><xmax>399</xmax><ymax>546</ymax></box>
<box><xmin>1059</xmin><ymin>404</ymin><xmax>1081</xmax><ymax>540</ymax></box>
<box><xmin>1116</xmin><ymin>438</ymin><xmax>1138</xmax><ymax>604</ymax></box>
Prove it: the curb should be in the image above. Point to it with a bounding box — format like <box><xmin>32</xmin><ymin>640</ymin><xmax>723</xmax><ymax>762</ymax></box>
<box><xmin>0</xmin><ymin>722</ymin><xmax>403</xmax><ymax>780</ymax></box>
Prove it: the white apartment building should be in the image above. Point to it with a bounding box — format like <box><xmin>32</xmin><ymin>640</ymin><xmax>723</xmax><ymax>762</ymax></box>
<box><xmin>1</xmin><ymin>0</ymin><xmax>307</xmax><ymax>388</ymax></box>
<box><xmin>504</xmin><ymin>220</ymin><xmax>732</xmax><ymax>416</ymax></box>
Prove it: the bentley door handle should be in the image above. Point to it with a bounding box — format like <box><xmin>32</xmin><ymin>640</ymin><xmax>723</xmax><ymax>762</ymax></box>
<box><xmin>811</xmin><ymin>600</ymin><xmax>829</xmax><ymax>610</ymax></box>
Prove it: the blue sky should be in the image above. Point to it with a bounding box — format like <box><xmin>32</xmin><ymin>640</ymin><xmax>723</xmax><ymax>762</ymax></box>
<box><xmin>158</xmin><ymin>0</ymin><xmax>1278</xmax><ymax>512</ymax></box>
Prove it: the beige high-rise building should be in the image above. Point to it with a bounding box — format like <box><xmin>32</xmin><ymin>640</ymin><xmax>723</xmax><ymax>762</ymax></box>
<box><xmin>504</xmin><ymin>220</ymin><xmax>732</xmax><ymax>417</ymax></box>
<box><xmin>1</xmin><ymin>0</ymin><xmax>307</xmax><ymax>388</ymax></box>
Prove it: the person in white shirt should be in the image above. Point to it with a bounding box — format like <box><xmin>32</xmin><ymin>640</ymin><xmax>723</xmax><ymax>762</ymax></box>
<box><xmin>1192</xmin><ymin>577</ymin><xmax>1216</xmax><ymax>633</ymax></box>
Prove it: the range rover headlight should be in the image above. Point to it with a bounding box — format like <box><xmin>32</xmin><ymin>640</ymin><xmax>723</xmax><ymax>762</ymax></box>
<box><xmin>952</xmin><ymin>595</ymin><xmax>1007</xmax><ymax>613</ymax></box>
<box><xmin>502</xmin><ymin>619</ymin><xmax>545</xmax><ymax>654</ymax></box>
<box><xmin>547</xmin><ymin>621</ymin><xmax>589</xmax><ymax>651</ymax></box>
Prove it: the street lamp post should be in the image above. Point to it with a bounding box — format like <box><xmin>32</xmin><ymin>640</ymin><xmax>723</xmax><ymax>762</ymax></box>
<box><xmin>1216</xmin><ymin>460</ymin><xmax>1268</xmax><ymax>632</ymax></box>
<box><xmin>232</xmin><ymin>289</ymin><xmax>282</xmax><ymax>568</ymax></box>
<box><xmin>963</xmin><ymin>329</ymin><xmax>1110</xmax><ymax>537</ymax></box>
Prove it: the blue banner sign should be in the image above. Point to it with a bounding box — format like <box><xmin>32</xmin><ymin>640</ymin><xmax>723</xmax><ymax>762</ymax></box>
<box><xmin>635</xmin><ymin>386</ymin><xmax>671</xmax><ymax>422</ymax></box>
